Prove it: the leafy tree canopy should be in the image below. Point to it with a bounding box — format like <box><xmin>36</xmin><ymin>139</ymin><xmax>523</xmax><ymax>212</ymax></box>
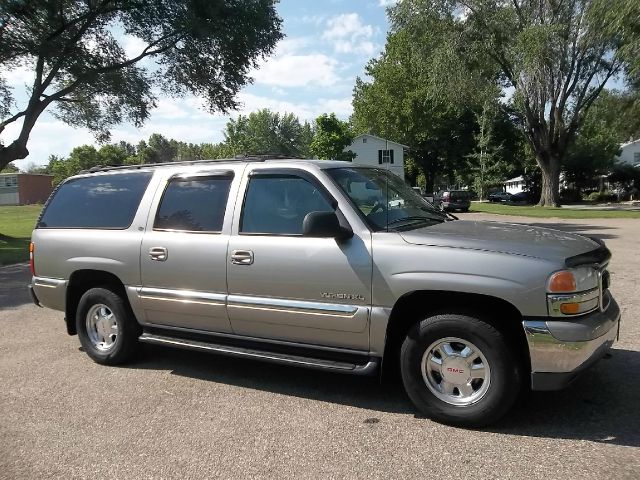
<box><xmin>223</xmin><ymin>108</ymin><xmax>313</xmax><ymax>157</ymax></box>
<box><xmin>388</xmin><ymin>0</ymin><xmax>638</xmax><ymax>206</ymax></box>
<box><xmin>310</xmin><ymin>113</ymin><xmax>355</xmax><ymax>161</ymax></box>
<box><xmin>0</xmin><ymin>0</ymin><xmax>283</xmax><ymax>169</ymax></box>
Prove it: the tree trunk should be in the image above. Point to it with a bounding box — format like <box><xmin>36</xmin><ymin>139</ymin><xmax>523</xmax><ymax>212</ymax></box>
<box><xmin>538</xmin><ymin>156</ymin><xmax>561</xmax><ymax>207</ymax></box>
<box><xmin>0</xmin><ymin>142</ymin><xmax>30</xmax><ymax>171</ymax></box>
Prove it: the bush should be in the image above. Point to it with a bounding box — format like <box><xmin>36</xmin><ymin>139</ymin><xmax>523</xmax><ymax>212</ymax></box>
<box><xmin>586</xmin><ymin>191</ymin><xmax>615</xmax><ymax>202</ymax></box>
<box><xmin>560</xmin><ymin>188</ymin><xmax>581</xmax><ymax>202</ymax></box>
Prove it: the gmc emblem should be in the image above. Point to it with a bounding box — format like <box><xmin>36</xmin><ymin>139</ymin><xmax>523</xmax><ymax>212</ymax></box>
<box><xmin>447</xmin><ymin>367</ymin><xmax>464</xmax><ymax>374</ymax></box>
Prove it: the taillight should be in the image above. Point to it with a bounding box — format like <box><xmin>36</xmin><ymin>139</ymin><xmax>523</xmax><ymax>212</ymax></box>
<box><xmin>29</xmin><ymin>242</ymin><xmax>35</xmax><ymax>276</ymax></box>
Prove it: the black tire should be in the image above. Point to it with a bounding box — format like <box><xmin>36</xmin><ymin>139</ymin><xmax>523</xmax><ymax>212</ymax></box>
<box><xmin>460</xmin><ymin>207</ymin><xmax>469</xmax><ymax>213</ymax></box>
<box><xmin>76</xmin><ymin>287</ymin><xmax>140</xmax><ymax>365</ymax></box>
<box><xmin>400</xmin><ymin>312</ymin><xmax>522</xmax><ymax>427</ymax></box>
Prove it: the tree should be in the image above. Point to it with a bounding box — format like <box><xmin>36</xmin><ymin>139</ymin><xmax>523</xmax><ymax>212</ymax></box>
<box><xmin>0</xmin><ymin>0</ymin><xmax>283</xmax><ymax>170</ymax></box>
<box><xmin>1</xmin><ymin>162</ymin><xmax>18</xmax><ymax>173</ymax></box>
<box><xmin>310</xmin><ymin>113</ymin><xmax>355</xmax><ymax>161</ymax></box>
<box><xmin>583</xmin><ymin>89</ymin><xmax>640</xmax><ymax>143</ymax></box>
<box><xmin>465</xmin><ymin>102</ymin><xmax>509</xmax><ymax>200</ymax></box>
<box><xmin>351</xmin><ymin>20</ymin><xmax>488</xmax><ymax>193</ymax></box>
<box><xmin>223</xmin><ymin>109</ymin><xmax>312</xmax><ymax>157</ymax></box>
<box><xmin>396</xmin><ymin>0</ymin><xmax>637</xmax><ymax>206</ymax></box>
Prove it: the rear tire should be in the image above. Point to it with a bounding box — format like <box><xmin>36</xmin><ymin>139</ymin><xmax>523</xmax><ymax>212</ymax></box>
<box><xmin>400</xmin><ymin>312</ymin><xmax>522</xmax><ymax>427</ymax></box>
<box><xmin>76</xmin><ymin>287</ymin><xmax>140</xmax><ymax>365</ymax></box>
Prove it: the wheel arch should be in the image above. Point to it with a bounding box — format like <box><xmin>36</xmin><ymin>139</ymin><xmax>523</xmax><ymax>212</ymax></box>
<box><xmin>65</xmin><ymin>269</ymin><xmax>131</xmax><ymax>335</ymax></box>
<box><xmin>381</xmin><ymin>290</ymin><xmax>530</xmax><ymax>381</ymax></box>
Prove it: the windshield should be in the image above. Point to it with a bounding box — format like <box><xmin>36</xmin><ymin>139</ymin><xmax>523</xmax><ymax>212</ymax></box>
<box><xmin>327</xmin><ymin>167</ymin><xmax>446</xmax><ymax>231</ymax></box>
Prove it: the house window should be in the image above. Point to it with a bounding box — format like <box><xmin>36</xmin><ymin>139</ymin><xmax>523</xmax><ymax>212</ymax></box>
<box><xmin>0</xmin><ymin>175</ymin><xmax>18</xmax><ymax>187</ymax></box>
<box><xmin>634</xmin><ymin>152</ymin><xmax>640</xmax><ymax>163</ymax></box>
<box><xmin>378</xmin><ymin>149</ymin><xmax>394</xmax><ymax>164</ymax></box>
<box><xmin>363</xmin><ymin>138</ymin><xmax>367</xmax><ymax>143</ymax></box>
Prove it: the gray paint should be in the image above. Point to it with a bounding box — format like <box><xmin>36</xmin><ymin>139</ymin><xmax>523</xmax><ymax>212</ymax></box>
<box><xmin>31</xmin><ymin>159</ymin><xmax>620</xmax><ymax>386</ymax></box>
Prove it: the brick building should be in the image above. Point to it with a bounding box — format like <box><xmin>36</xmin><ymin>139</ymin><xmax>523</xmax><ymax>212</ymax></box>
<box><xmin>0</xmin><ymin>173</ymin><xmax>54</xmax><ymax>205</ymax></box>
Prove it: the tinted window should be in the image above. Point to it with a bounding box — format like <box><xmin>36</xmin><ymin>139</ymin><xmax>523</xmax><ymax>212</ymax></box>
<box><xmin>38</xmin><ymin>173</ymin><xmax>152</xmax><ymax>229</ymax></box>
<box><xmin>155</xmin><ymin>177</ymin><xmax>232</xmax><ymax>232</ymax></box>
<box><xmin>241</xmin><ymin>176</ymin><xmax>333</xmax><ymax>235</ymax></box>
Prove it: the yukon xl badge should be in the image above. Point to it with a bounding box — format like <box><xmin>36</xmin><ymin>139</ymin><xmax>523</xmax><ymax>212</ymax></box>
<box><xmin>321</xmin><ymin>292</ymin><xmax>365</xmax><ymax>301</ymax></box>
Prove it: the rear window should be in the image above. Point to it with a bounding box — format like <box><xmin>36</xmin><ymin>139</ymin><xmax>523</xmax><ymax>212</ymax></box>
<box><xmin>154</xmin><ymin>176</ymin><xmax>232</xmax><ymax>232</ymax></box>
<box><xmin>38</xmin><ymin>172</ymin><xmax>152</xmax><ymax>229</ymax></box>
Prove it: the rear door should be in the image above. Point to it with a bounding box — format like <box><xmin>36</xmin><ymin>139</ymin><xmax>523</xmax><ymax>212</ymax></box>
<box><xmin>226</xmin><ymin>166</ymin><xmax>372</xmax><ymax>350</ymax></box>
<box><xmin>138</xmin><ymin>167</ymin><xmax>242</xmax><ymax>332</ymax></box>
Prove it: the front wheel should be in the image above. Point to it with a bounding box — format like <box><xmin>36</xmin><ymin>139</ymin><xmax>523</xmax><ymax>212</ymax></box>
<box><xmin>400</xmin><ymin>313</ymin><xmax>522</xmax><ymax>427</ymax></box>
<box><xmin>76</xmin><ymin>287</ymin><xmax>140</xmax><ymax>365</ymax></box>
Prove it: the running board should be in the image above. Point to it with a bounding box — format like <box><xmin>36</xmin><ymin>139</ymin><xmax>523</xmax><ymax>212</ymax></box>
<box><xmin>139</xmin><ymin>333</ymin><xmax>379</xmax><ymax>375</ymax></box>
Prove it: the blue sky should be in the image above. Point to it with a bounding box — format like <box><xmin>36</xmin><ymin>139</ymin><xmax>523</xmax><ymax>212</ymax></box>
<box><xmin>3</xmin><ymin>0</ymin><xmax>395</xmax><ymax>168</ymax></box>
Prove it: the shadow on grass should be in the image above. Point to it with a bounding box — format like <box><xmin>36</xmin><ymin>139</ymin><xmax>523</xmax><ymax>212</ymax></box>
<box><xmin>130</xmin><ymin>344</ymin><xmax>639</xmax><ymax>447</ymax></box>
<box><xmin>0</xmin><ymin>234</ymin><xmax>30</xmax><ymax>266</ymax></box>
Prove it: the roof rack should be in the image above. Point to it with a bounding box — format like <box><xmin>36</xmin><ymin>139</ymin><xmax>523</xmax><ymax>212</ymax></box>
<box><xmin>78</xmin><ymin>154</ymin><xmax>299</xmax><ymax>174</ymax></box>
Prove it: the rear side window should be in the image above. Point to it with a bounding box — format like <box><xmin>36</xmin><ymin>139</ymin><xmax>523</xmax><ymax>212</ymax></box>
<box><xmin>154</xmin><ymin>176</ymin><xmax>232</xmax><ymax>232</ymax></box>
<box><xmin>38</xmin><ymin>173</ymin><xmax>152</xmax><ymax>229</ymax></box>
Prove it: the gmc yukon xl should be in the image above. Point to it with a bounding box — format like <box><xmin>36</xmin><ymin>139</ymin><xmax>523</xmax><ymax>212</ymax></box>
<box><xmin>29</xmin><ymin>157</ymin><xmax>621</xmax><ymax>426</ymax></box>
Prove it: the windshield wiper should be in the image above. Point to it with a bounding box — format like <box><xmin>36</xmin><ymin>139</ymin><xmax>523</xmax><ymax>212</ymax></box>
<box><xmin>387</xmin><ymin>216</ymin><xmax>437</xmax><ymax>230</ymax></box>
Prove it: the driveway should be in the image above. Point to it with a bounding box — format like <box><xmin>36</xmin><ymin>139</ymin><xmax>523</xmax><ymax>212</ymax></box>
<box><xmin>1</xmin><ymin>214</ymin><xmax>638</xmax><ymax>479</ymax></box>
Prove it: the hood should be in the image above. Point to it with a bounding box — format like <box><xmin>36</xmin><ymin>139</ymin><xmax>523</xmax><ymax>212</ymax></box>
<box><xmin>399</xmin><ymin>220</ymin><xmax>600</xmax><ymax>264</ymax></box>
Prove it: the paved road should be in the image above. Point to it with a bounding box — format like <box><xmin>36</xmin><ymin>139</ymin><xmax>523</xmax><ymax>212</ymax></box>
<box><xmin>1</xmin><ymin>214</ymin><xmax>638</xmax><ymax>479</ymax></box>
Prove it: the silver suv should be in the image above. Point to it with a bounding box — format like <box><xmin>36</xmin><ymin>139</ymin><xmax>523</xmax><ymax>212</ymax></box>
<box><xmin>29</xmin><ymin>158</ymin><xmax>621</xmax><ymax>426</ymax></box>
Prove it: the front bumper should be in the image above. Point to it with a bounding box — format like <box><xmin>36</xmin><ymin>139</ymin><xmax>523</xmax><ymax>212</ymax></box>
<box><xmin>523</xmin><ymin>293</ymin><xmax>620</xmax><ymax>391</ymax></box>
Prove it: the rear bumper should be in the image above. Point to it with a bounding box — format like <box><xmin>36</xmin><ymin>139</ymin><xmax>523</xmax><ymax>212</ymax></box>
<box><xmin>30</xmin><ymin>276</ymin><xmax>67</xmax><ymax>311</ymax></box>
<box><xmin>523</xmin><ymin>294</ymin><xmax>620</xmax><ymax>391</ymax></box>
<box><xmin>28</xmin><ymin>284</ymin><xmax>42</xmax><ymax>307</ymax></box>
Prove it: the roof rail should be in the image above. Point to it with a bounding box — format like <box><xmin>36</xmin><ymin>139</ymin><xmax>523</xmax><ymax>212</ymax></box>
<box><xmin>78</xmin><ymin>154</ymin><xmax>300</xmax><ymax>174</ymax></box>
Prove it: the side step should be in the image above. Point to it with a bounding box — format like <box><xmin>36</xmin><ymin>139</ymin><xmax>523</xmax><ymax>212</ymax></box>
<box><xmin>139</xmin><ymin>333</ymin><xmax>379</xmax><ymax>375</ymax></box>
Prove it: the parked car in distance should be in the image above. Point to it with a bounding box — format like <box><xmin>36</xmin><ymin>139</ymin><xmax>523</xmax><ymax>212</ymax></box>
<box><xmin>488</xmin><ymin>191</ymin><xmax>513</xmax><ymax>203</ymax></box>
<box><xmin>434</xmin><ymin>190</ymin><xmax>471</xmax><ymax>212</ymax></box>
<box><xmin>30</xmin><ymin>158</ymin><xmax>621</xmax><ymax>427</ymax></box>
<box><xmin>509</xmin><ymin>191</ymin><xmax>531</xmax><ymax>203</ymax></box>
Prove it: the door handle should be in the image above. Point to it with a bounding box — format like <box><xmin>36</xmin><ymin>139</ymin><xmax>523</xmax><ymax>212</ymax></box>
<box><xmin>149</xmin><ymin>246</ymin><xmax>168</xmax><ymax>261</ymax></box>
<box><xmin>230</xmin><ymin>250</ymin><xmax>254</xmax><ymax>265</ymax></box>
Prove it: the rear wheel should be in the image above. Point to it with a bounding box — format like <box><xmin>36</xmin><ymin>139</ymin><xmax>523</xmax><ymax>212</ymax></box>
<box><xmin>400</xmin><ymin>312</ymin><xmax>522</xmax><ymax>427</ymax></box>
<box><xmin>76</xmin><ymin>287</ymin><xmax>140</xmax><ymax>365</ymax></box>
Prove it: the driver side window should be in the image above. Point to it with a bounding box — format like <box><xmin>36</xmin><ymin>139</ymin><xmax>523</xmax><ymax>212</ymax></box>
<box><xmin>240</xmin><ymin>175</ymin><xmax>333</xmax><ymax>235</ymax></box>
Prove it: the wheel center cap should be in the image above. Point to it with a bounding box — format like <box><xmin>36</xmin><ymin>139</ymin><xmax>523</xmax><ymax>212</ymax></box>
<box><xmin>97</xmin><ymin>320</ymin><xmax>110</xmax><ymax>337</ymax></box>
<box><xmin>441</xmin><ymin>357</ymin><xmax>470</xmax><ymax>384</ymax></box>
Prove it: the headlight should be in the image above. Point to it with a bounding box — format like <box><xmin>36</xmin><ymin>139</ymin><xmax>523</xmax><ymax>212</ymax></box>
<box><xmin>547</xmin><ymin>267</ymin><xmax>598</xmax><ymax>293</ymax></box>
<box><xmin>547</xmin><ymin>267</ymin><xmax>600</xmax><ymax>317</ymax></box>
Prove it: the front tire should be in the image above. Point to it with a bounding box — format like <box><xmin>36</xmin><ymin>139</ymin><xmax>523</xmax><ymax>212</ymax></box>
<box><xmin>400</xmin><ymin>312</ymin><xmax>522</xmax><ymax>427</ymax></box>
<box><xmin>76</xmin><ymin>287</ymin><xmax>140</xmax><ymax>365</ymax></box>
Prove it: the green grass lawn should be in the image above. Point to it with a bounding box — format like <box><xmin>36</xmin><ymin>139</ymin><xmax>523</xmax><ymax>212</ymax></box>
<box><xmin>470</xmin><ymin>202</ymin><xmax>640</xmax><ymax>219</ymax></box>
<box><xmin>0</xmin><ymin>204</ymin><xmax>43</xmax><ymax>265</ymax></box>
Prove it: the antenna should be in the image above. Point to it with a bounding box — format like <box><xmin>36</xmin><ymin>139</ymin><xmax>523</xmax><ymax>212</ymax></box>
<box><xmin>385</xmin><ymin>137</ymin><xmax>390</xmax><ymax>232</ymax></box>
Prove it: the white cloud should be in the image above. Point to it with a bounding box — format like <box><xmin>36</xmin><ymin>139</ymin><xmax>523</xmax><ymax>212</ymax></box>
<box><xmin>2</xmin><ymin>117</ymin><xmax>95</xmax><ymax>168</ymax></box>
<box><xmin>3</xmin><ymin>64</ymin><xmax>35</xmax><ymax>88</ymax></box>
<box><xmin>253</xmin><ymin>53</ymin><xmax>340</xmax><ymax>88</ymax></box>
<box><xmin>323</xmin><ymin>13</ymin><xmax>376</xmax><ymax>55</ymax></box>
<box><xmin>121</xmin><ymin>35</ymin><xmax>148</xmax><ymax>59</ymax></box>
<box><xmin>379</xmin><ymin>0</ymin><xmax>397</xmax><ymax>6</ymax></box>
<box><xmin>236</xmin><ymin>92</ymin><xmax>352</xmax><ymax>122</ymax></box>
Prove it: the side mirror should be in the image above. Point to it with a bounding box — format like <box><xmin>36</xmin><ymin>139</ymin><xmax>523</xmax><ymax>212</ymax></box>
<box><xmin>302</xmin><ymin>211</ymin><xmax>353</xmax><ymax>240</ymax></box>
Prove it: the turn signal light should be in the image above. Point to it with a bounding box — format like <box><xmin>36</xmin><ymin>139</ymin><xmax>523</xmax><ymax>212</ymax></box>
<box><xmin>548</xmin><ymin>271</ymin><xmax>576</xmax><ymax>293</ymax></box>
<box><xmin>559</xmin><ymin>303</ymin><xmax>580</xmax><ymax>315</ymax></box>
<box><xmin>29</xmin><ymin>242</ymin><xmax>35</xmax><ymax>276</ymax></box>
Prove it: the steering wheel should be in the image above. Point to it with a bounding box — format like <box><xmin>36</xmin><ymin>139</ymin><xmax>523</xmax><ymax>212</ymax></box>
<box><xmin>368</xmin><ymin>200</ymin><xmax>388</xmax><ymax>216</ymax></box>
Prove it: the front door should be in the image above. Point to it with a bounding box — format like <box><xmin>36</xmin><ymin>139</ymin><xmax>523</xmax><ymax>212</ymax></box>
<box><xmin>139</xmin><ymin>169</ymin><xmax>237</xmax><ymax>332</ymax></box>
<box><xmin>226</xmin><ymin>168</ymin><xmax>372</xmax><ymax>350</ymax></box>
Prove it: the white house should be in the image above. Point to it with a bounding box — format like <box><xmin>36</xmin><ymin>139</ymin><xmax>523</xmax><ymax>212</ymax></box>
<box><xmin>617</xmin><ymin>139</ymin><xmax>640</xmax><ymax>167</ymax></box>
<box><xmin>503</xmin><ymin>175</ymin><xmax>525</xmax><ymax>194</ymax></box>
<box><xmin>346</xmin><ymin>134</ymin><xmax>407</xmax><ymax>180</ymax></box>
